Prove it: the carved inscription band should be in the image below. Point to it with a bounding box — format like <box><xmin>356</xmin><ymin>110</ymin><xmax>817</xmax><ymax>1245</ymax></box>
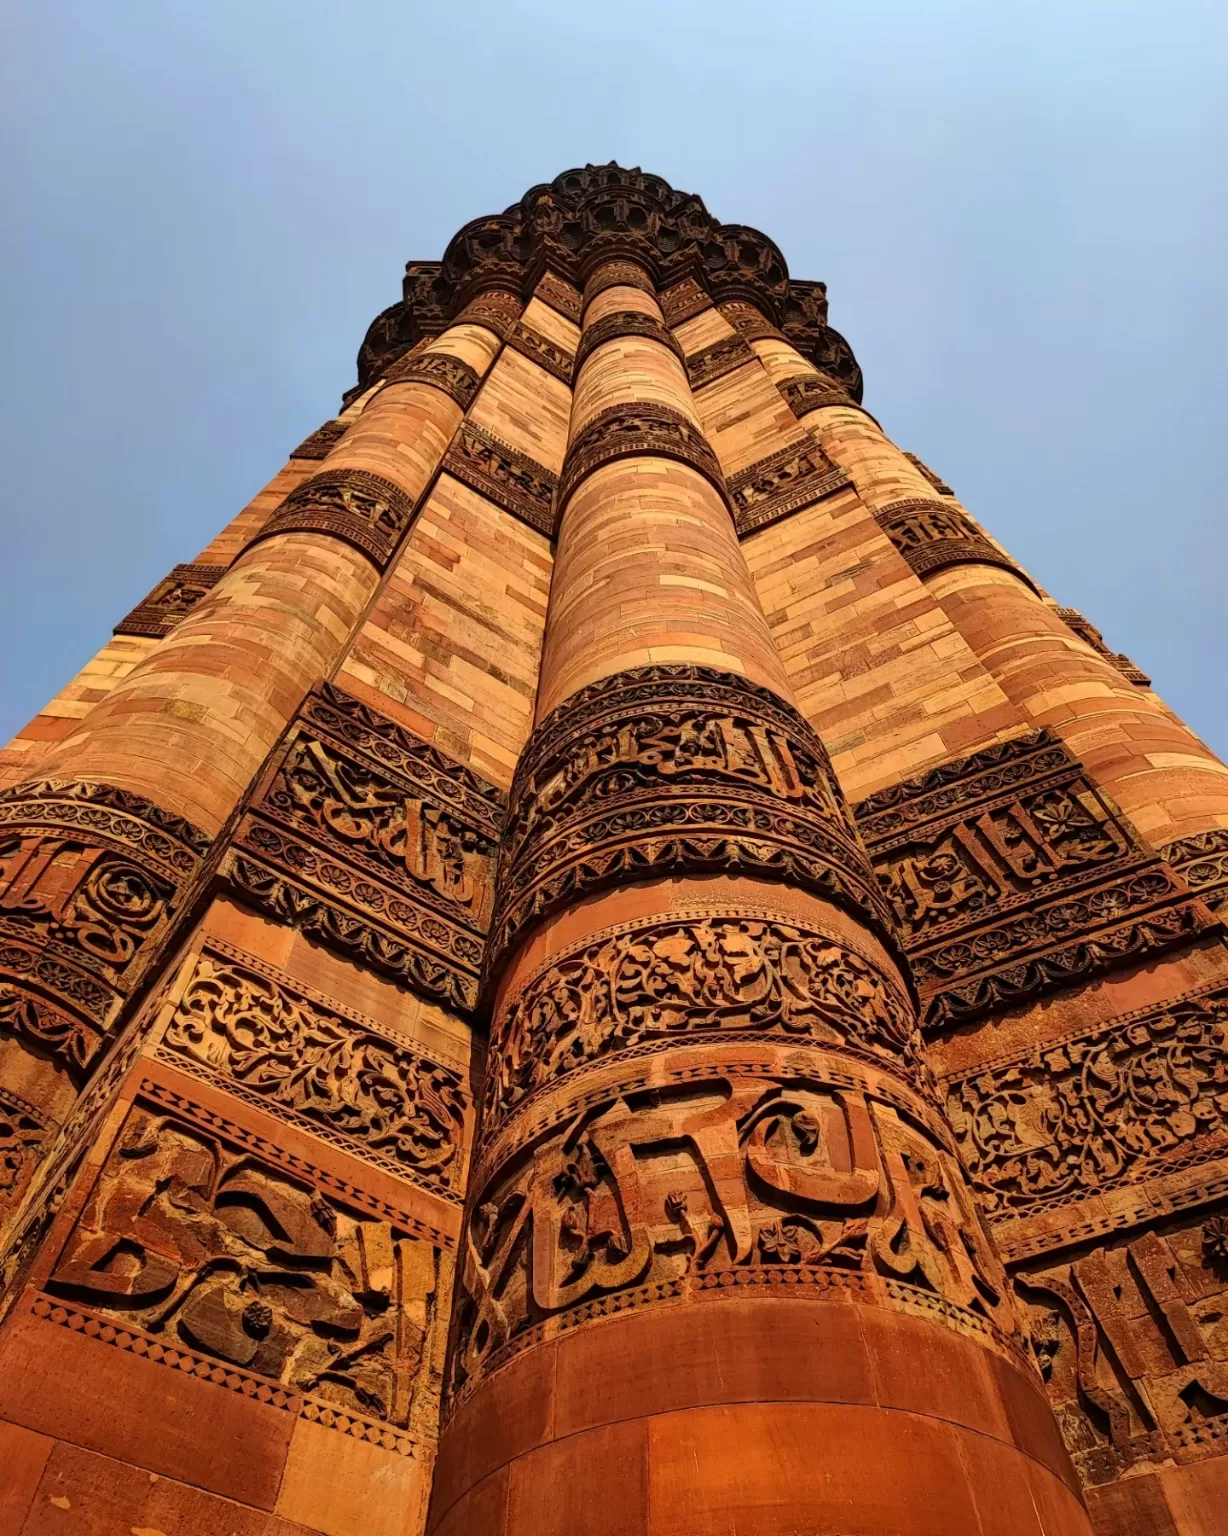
<box><xmin>253</xmin><ymin>468</ymin><xmax>418</xmax><ymax>570</ymax></box>
<box><xmin>558</xmin><ymin>401</ymin><xmax>728</xmax><ymax>511</ymax></box>
<box><xmin>0</xmin><ymin>780</ymin><xmax>210</xmax><ymax>1071</ymax></box>
<box><xmin>874</xmin><ymin>497</ymin><xmax>1037</xmax><ymax>586</ymax></box>
<box><xmin>113</xmin><ymin>563</ymin><xmax>227</xmax><ymax>640</ymax></box>
<box><xmin>779</xmin><ymin>372</ymin><xmax>868</xmax><ymax>418</ymax></box>
<box><xmin>442</xmin><ymin>421</ymin><xmax>558</xmax><ymax>539</ymax></box>
<box><xmin>290</xmin><ymin>419</ymin><xmax>349</xmax><ymax>460</ymax></box>
<box><xmin>728</xmin><ymin>440</ymin><xmax>850</xmax><ymax>538</ymax></box>
<box><xmin>686</xmin><ymin>334</ymin><xmax>756</xmax><ymax>390</ymax></box>
<box><xmin>382</xmin><ymin>350</ymin><xmax>481</xmax><ymax>410</ymax></box>
<box><xmin>582</xmin><ymin>260</ymin><xmax>657</xmax><ymax>308</ymax></box>
<box><xmin>491</xmin><ymin>664</ymin><xmax>896</xmax><ymax>974</ymax></box>
<box><xmin>574</xmin><ymin>310</ymin><xmax>686</xmax><ymax>374</ymax></box>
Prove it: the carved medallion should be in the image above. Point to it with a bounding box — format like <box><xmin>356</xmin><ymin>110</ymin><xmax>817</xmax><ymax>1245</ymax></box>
<box><xmin>113</xmin><ymin>563</ymin><xmax>227</xmax><ymax>639</ymax></box>
<box><xmin>442</xmin><ymin>421</ymin><xmax>558</xmax><ymax>539</ymax></box>
<box><xmin>255</xmin><ymin>469</ymin><xmax>418</xmax><ymax>570</ymax></box>
<box><xmin>222</xmin><ymin>682</ymin><xmax>503</xmax><ymax>1014</ymax></box>
<box><xmin>0</xmin><ymin>780</ymin><xmax>210</xmax><ymax>1071</ymax></box>
<box><xmin>728</xmin><ymin>440</ymin><xmax>850</xmax><ymax>536</ymax></box>
<box><xmin>558</xmin><ymin>402</ymin><xmax>728</xmax><ymax>510</ymax></box>
<box><xmin>855</xmin><ymin>731</ymin><xmax>1216</xmax><ymax>1027</ymax></box>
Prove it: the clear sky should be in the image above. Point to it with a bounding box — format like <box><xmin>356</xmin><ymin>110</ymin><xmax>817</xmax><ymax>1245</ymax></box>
<box><xmin>2</xmin><ymin>0</ymin><xmax>1226</xmax><ymax>756</ymax></box>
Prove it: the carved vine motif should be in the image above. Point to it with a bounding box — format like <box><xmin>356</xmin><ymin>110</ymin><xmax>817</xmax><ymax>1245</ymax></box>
<box><xmin>874</xmin><ymin>497</ymin><xmax>1031</xmax><ymax>585</ymax></box>
<box><xmin>357</xmin><ymin>164</ymin><xmax>861</xmax><ymax>401</ymax></box>
<box><xmin>442</xmin><ymin>421</ymin><xmax>558</xmax><ymax>539</ymax></box>
<box><xmin>945</xmin><ymin>985</ymin><xmax>1228</xmax><ymax>1219</ymax></box>
<box><xmin>46</xmin><ymin>1105</ymin><xmax>446</xmax><ymax>1431</ymax></box>
<box><xmin>0</xmin><ymin>781</ymin><xmax>210</xmax><ymax>1071</ymax></box>
<box><xmin>574</xmin><ymin>311</ymin><xmax>685</xmax><ymax>373</ymax></box>
<box><xmin>255</xmin><ymin>469</ymin><xmax>418</xmax><ymax>570</ymax></box>
<box><xmin>452</xmin><ymin>1052</ymin><xmax>1014</xmax><ymax>1405</ymax></box>
<box><xmin>508</xmin><ymin>321</ymin><xmax>574</xmax><ymax>383</ymax></box>
<box><xmin>685</xmin><ymin>334</ymin><xmax>756</xmax><ymax>390</ymax></box>
<box><xmin>492</xmin><ymin>664</ymin><xmax>893</xmax><ymax>968</ymax></box>
<box><xmin>382</xmin><ymin>350</ymin><xmax>481</xmax><ymax>410</ymax></box>
<box><xmin>224</xmin><ymin>684</ymin><xmax>501</xmax><ymax>1014</ymax></box>
<box><xmin>163</xmin><ymin>954</ymin><xmax>468</xmax><ymax>1192</ymax></box>
<box><xmin>728</xmin><ymin>440</ymin><xmax>850</xmax><ymax>537</ymax></box>
<box><xmin>1017</xmin><ymin>1209</ymin><xmax>1228</xmax><ymax>1485</ymax></box>
<box><xmin>558</xmin><ymin>401</ymin><xmax>728</xmax><ymax>510</ymax></box>
<box><xmin>113</xmin><ymin>563</ymin><xmax>228</xmax><ymax>640</ymax></box>
<box><xmin>1056</xmin><ymin>607</ymin><xmax>1151</xmax><ymax>688</ymax></box>
<box><xmin>854</xmin><ymin>730</ymin><xmax>1212</xmax><ymax>1028</ymax></box>
<box><xmin>1163</xmin><ymin>830</ymin><xmax>1228</xmax><ymax>916</ymax></box>
<box><xmin>487</xmin><ymin>912</ymin><xmax>920</xmax><ymax>1124</ymax></box>
<box><xmin>290</xmin><ymin>420</ymin><xmax>349</xmax><ymax>461</ymax></box>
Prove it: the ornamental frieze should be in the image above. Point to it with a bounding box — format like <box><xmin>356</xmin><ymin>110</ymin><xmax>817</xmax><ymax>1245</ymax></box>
<box><xmin>254</xmin><ymin>468</ymin><xmax>418</xmax><ymax>570</ymax></box>
<box><xmin>221</xmin><ymin>682</ymin><xmax>503</xmax><ymax>1014</ymax></box>
<box><xmin>574</xmin><ymin>310</ymin><xmax>685</xmax><ymax>373</ymax></box>
<box><xmin>289</xmin><ymin>419</ymin><xmax>349</xmax><ymax>460</ymax></box>
<box><xmin>162</xmin><ymin>947</ymin><xmax>470</xmax><ymax>1196</ymax></box>
<box><xmin>442</xmin><ymin>420</ymin><xmax>558</xmax><ymax>539</ymax></box>
<box><xmin>113</xmin><ymin>563</ymin><xmax>227</xmax><ymax>639</ymax></box>
<box><xmin>484</xmin><ymin>910</ymin><xmax>922</xmax><ymax>1126</ymax></box>
<box><xmin>854</xmin><ymin>730</ymin><xmax>1216</xmax><ymax>1027</ymax></box>
<box><xmin>1163</xmin><ymin>830</ymin><xmax>1228</xmax><ymax>916</ymax></box>
<box><xmin>685</xmin><ymin>334</ymin><xmax>756</xmax><ymax>390</ymax></box>
<box><xmin>874</xmin><ymin>497</ymin><xmax>1031</xmax><ymax>584</ymax></box>
<box><xmin>1017</xmin><ymin>1206</ymin><xmax>1228</xmax><ymax>1486</ymax></box>
<box><xmin>558</xmin><ymin>401</ymin><xmax>728</xmax><ymax>509</ymax></box>
<box><xmin>944</xmin><ymin>982</ymin><xmax>1228</xmax><ymax>1223</ymax></box>
<box><xmin>449</xmin><ymin>1042</ymin><xmax>1016</xmax><ymax>1410</ymax></box>
<box><xmin>491</xmin><ymin>664</ymin><xmax>893</xmax><ymax>968</ymax></box>
<box><xmin>728</xmin><ymin>439</ymin><xmax>850</xmax><ymax>536</ymax></box>
<box><xmin>382</xmin><ymin>349</ymin><xmax>481</xmax><ymax>410</ymax></box>
<box><xmin>0</xmin><ymin>780</ymin><xmax>210</xmax><ymax>1072</ymax></box>
<box><xmin>44</xmin><ymin>1100</ymin><xmax>449</xmax><ymax>1435</ymax></box>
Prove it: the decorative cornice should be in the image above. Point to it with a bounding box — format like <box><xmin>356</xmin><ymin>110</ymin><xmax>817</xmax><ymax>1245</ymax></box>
<box><xmin>686</xmin><ymin>334</ymin><xmax>756</xmax><ymax>390</ymax></box>
<box><xmin>442</xmin><ymin>421</ymin><xmax>558</xmax><ymax>539</ymax></box>
<box><xmin>728</xmin><ymin>440</ymin><xmax>850</xmax><ymax>537</ymax></box>
<box><xmin>574</xmin><ymin>310</ymin><xmax>685</xmax><ymax>373</ymax></box>
<box><xmin>873</xmin><ymin>497</ymin><xmax>1036</xmax><ymax>587</ymax></box>
<box><xmin>355</xmin><ymin>164</ymin><xmax>862</xmax><ymax>402</ymax></box>
<box><xmin>558</xmin><ymin>401</ymin><xmax>727</xmax><ymax>510</ymax></box>
<box><xmin>113</xmin><ymin>563</ymin><xmax>227</xmax><ymax>640</ymax></box>
<box><xmin>253</xmin><ymin>468</ymin><xmax>418</xmax><ymax>570</ymax></box>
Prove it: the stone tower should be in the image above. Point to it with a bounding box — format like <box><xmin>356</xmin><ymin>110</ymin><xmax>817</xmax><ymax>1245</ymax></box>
<box><xmin>0</xmin><ymin>165</ymin><xmax>1225</xmax><ymax>1536</ymax></box>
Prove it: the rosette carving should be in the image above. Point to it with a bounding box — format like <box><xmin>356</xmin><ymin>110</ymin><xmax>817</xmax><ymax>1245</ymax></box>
<box><xmin>489</xmin><ymin>665</ymin><xmax>895</xmax><ymax>972</ymax></box>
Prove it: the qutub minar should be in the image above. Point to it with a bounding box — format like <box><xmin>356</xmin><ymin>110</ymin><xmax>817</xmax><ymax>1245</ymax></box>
<box><xmin>1</xmin><ymin>165</ymin><xmax>1226</xmax><ymax>1536</ymax></box>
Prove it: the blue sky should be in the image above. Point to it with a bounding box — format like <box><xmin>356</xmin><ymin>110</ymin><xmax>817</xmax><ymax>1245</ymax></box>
<box><xmin>2</xmin><ymin>0</ymin><xmax>1226</xmax><ymax>754</ymax></box>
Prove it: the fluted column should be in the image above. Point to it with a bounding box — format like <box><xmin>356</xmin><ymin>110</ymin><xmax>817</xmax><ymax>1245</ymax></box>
<box><xmin>428</xmin><ymin>264</ymin><xmax>1091</xmax><ymax>1536</ymax></box>
<box><xmin>752</xmin><ymin>328</ymin><xmax>1228</xmax><ymax>849</ymax></box>
<box><xmin>0</xmin><ymin>306</ymin><xmax>512</xmax><ymax>1192</ymax></box>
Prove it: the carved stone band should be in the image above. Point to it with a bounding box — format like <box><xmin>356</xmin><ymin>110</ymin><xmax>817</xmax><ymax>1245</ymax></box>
<box><xmin>558</xmin><ymin>401</ymin><xmax>728</xmax><ymax>511</ymax></box>
<box><xmin>873</xmin><ymin>497</ymin><xmax>1037</xmax><ymax>587</ymax></box>
<box><xmin>1161</xmin><ymin>830</ymin><xmax>1228</xmax><ymax>914</ymax></box>
<box><xmin>582</xmin><ymin>260</ymin><xmax>657</xmax><ymax>309</ymax></box>
<box><xmin>455</xmin><ymin>291</ymin><xmax>522</xmax><ymax>341</ymax></box>
<box><xmin>779</xmin><ymin>373</ymin><xmax>870</xmax><ymax>419</ymax></box>
<box><xmin>534</xmin><ymin>269</ymin><xmax>582</xmax><ymax>322</ymax></box>
<box><xmin>0</xmin><ymin>779</ymin><xmax>210</xmax><ymax>1071</ymax></box>
<box><xmin>686</xmin><ymin>335</ymin><xmax>756</xmax><ymax>390</ymax></box>
<box><xmin>507</xmin><ymin>321</ymin><xmax>574</xmax><ymax>384</ymax></box>
<box><xmin>289</xmin><ymin>419</ymin><xmax>349</xmax><ymax>460</ymax></box>
<box><xmin>574</xmin><ymin>311</ymin><xmax>686</xmax><ymax>374</ymax></box>
<box><xmin>442</xmin><ymin>421</ymin><xmax>559</xmax><ymax>539</ymax></box>
<box><xmin>382</xmin><ymin>350</ymin><xmax>481</xmax><ymax>410</ymax></box>
<box><xmin>658</xmin><ymin>276</ymin><xmax>711</xmax><ymax>327</ymax></box>
<box><xmin>449</xmin><ymin>1037</ymin><xmax>1018</xmax><ymax>1411</ymax></box>
<box><xmin>113</xmin><ymin>563</ymin><xmax>227</xmax><ymax>640</ymax></box>
<box><xmin>728</xmin><ymin>440</ymin><xmax>850</xmax><ymax>537</ymax></box>
<box><xmin>253</xmin><ymin>468</ymin><xmax>418</xmax><ymax>571</ymax></box>
<box><xmin>720</xmin><ymin>300</ymin><xmax>787</xmax><ymax>344</ymax></box>
<box><xmin>488</xmin><ymin>664</ymin><xmax>897</xmax><ymax>975</ymax></box>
